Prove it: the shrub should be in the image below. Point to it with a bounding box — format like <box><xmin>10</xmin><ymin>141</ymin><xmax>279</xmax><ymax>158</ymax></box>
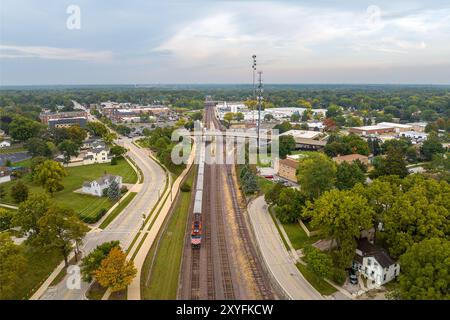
<box><xmin>180</xmin><ymin>182</ymin><xmax>191</xmax><ymax>192</ymax></box>
<box><xmin>0</xmin><ymin>209</ymin><xmax>14</xmax><ymax>231</ymax></box>
<box><xmin>111</xmin><ymin>157</ymin><xmax>118</xmax><ymax>165</ymax></box>
<box><xmin>303</xmin><ymin>245</ymin><xmax>333</xmax><ymax>279</ymax></box>
<box><xmin>10</xmin><ymin>181</ymin><xmax>29</xmax><ymax>203</ymax></box>
<box><xmin>82</xmin><ymin>208</ymin><xmax>108</xmax><ymax>224</ymax></box>
<box><xmin>331</xmin><ymin>268</ymin><xmax>346</xmax><ymax>285</ymax></box>
<box><xmin>120</xmin><ymin>186</ymin><xmax>128</xmax><ymax>194</ymax></box>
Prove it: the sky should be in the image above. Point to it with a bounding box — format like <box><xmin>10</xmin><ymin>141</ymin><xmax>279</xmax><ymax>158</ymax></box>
<box><xmin>1</xmin><ymin>0</ymin><xmax>450</xmax><ymax>85</ymax></box>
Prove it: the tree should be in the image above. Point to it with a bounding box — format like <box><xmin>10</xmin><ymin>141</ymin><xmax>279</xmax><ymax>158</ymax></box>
<box><xmin>303</xmin><ymin>189</ymin><xmax>373</xmax><ymax>268</ymax></box>
<box><xmin>303</xmin><ymin>245</ymin><xmax>333</xmax><ymax>279</ymax></box>
<box><xmin>326</xmin><ymin>104</ymin><xmax>342</xmax><ymax>118</ymax></box>
<box><xmin>264</xmin><ymin>114</ymin><xmax>274</xmax><ymax>122</ymax></box>
<box><xmin>265</xmin><ymin>183</ymin><xmax>285</xmax><ymax>206</ymax></box>
<box><xmin>87</xmin><ymin>122</ymin><xmax>108</xmax><ymax>137</ymax></box>
<box><xmin>110</xmin><ymin>145</ymin><xmax>127</xmax><ymax>158</ymax></box>
<box><xmin>274</xmin><ymin>188</ymin><xmax>306</xmax><ymax>223</ymax></box>
<box><xmin>0</xmin><ymin>185</ymin><xmax>6</xmax><ymax>201</ymax></box>
<box><xmin>25</xmin><ymin>138</ymin><xmax>55</xmax><ymax>158</ymax></box>
<box><xmin>0</xmin><ymin>233</ymin><xmax>27</xmax><ymax>299</ymax></box>
<box><xmin>297</xmin><ymin>153</ymin><xmax>336</xmax><ymax>199</ymax></box>
<box><xmin>382</xmin><ymin>175</ymin><xmax>450</xmax><ymax>258</ymax></box>
<box><xmin>81</xmin><ymin>241</ymin><xmax>120</xmax><ymax>282</ymax></box>
<box><xmin>336</xmin><ymin>161</ymin><xmax>366</xmax><ymax>190</ymax></box>
<box><xmin>9</xmin><ymin>116</ymin><xmax>42</xmax><ymax>142</ymax></box>
<box><xmin>279</xmin><ymin>135</ymin><xmax>296</xmax><ymax>159</ymax></box>
<box><xmin>10</xmin><ymin>181</ymin><xmax>29</xmax><ymax>203</ymax></box>
<box><xmin>398</xmin><ymin>238</ymin><xmax>450</xmax><ymax>300</ymax></box>
<box><xmin>223</xmin><ymin>112</ymin><xmax>234</xmax><ymax>124</ymax></box>
<box><xmin>107</xmin><ymin>179</ymin><xmax>121</xmax><ymax>202</ymax></box>
<box><xmin>235</xmin><ymin>112</ymin><xmax>244</xmax><ymax>122</ymax></box>
<box><xmin>94</xmin><ymin>247</ymin><xmax>137</xmax><ymax>292</ymax></box>
<box><xmin>420</xmin><ymin>132</ymin><xmax>444</xmax><ymax>161</ymax></box>
<box><xmin>0</xmin><ymin>209</ymin><xmax>14</xmax><ymax>231</ymax></box>
<box><xmin>37</xmin><ymin>206</ymin><xmax>89</xmax><ymax>266</ymax></box>
<box><xmin>273</xmin><ymin>121</ymin><xmax>292</xmax><ymax>134</ymax></box>
<box><xmin>290</xmin><ymin>112</ymin><xmax>301</xmax><ymax>122</ymax></box>
<box><xmin>370</xmin><ymin>147</ymin><xmax>408</xmax><ymax>179</ymax></box>
<box><xmin>13</xmin><ymin>193</ymin><xmax>51</xmax><ymax>241</ymax></box>
<box><xmin>191</xmin><ymin>111</ymin><xmax>203</xmax><ymax>121</ymax></box>
<box><xmin>58</xmin><ymin>140</ymin><xmax>80</xmax><ymax>164</ymax></box>
<box><xmin>33</xmin><ymin>160</ymin><xmax>68</xmax><ymax>195</ymax></box>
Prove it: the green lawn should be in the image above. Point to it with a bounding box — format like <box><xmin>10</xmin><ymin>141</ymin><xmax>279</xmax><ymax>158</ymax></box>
<box><xmin>0</xmin><ymin>145</ymin><xmax>26</xmax><ymax>154</ymax></box>
<box><xmin>257</xmin><ymin>176</ymin><xmax>275</xmax><ymax>195</ymax></box>
<box><xmin>99</xmin><ymin>192</ymin><xmax>137</xmax><ymax>229</ymax></box>
<box><xmin>2</xmin><ymin>158</ymin><xmax>137</xmax><ymax>221</ymax></box>
<box><xmin>296</xmin><ymin>263</ymin><xmax>337</xmax><ymax>296</ymax></box>
<box><xmin>281</xmin><ymin>222</ymin><xmax>320</xmax><ymax>250</ymax></box>
<box><xmin>12</xmin><ymin>158</ymin><xmax>31</xmax><ymax>167</ymax></box>
<box><xmin>141</xmin><ymin>167</ymin><xmax>196</xmax><ymax>300</ymax></box>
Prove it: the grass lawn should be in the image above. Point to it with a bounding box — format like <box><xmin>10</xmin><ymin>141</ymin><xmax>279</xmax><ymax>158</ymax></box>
<box><xmin>2</xmin><ymin>158</ymin><xmax>137</xmax><ymax>221</ymax></box>
<box><xmin>6</xmin><ymin>245</ymin><xmax>63</xmax><ymax>300</ymax></box>
<box><xmin>257</xmin><ymin>176</ymin><xmax>275</xmax><ymax>195</ymax></box>
<box><xmin>12</xmin><ymin>158</ymin><xmax>31</xmax><ymax>167</ymax></box>
<box><xmin>281</xmin><ymin>222</ymin><xmax>320</xmax><ymax>250</ymax></box>
<box><xmin>99</xmin><ymin>192</ymin><xmax>137</xmax><ymax>229</ymax></box>
<box><xmin>296</xmin><ymin>263</ymin><xmax>337</xmax><ymax>296</ymax></box>
<box><xmin>0</xmin><ymin>145</ymin><xmax>26</xmax><ymax>154</ymax></box>
<box><xmin>141</xmin><ymin>167</ymin><xmax>196</xmax><ymax>300</ymax></box>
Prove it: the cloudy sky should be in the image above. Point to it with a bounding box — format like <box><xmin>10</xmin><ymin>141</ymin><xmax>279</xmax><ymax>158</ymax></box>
<box><xmin>1</xmin><ymin>0</ymin><xmax>450</xmax><ymax>85</ymax></box>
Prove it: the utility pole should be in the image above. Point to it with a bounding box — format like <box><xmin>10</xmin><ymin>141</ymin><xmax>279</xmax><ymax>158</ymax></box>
<box><xmin>252</xmin><ymin>55</ymin><xmax>257</xmax><ymax>124</ymax></box>
<box><xmin>257</xmin><ymin>70</ymin><xmax>263</xmax><ymax>149</ymax></box>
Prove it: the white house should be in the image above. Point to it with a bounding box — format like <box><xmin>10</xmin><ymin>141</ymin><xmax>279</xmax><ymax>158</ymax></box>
<box><xmin>82</xmin><ymin>174</ymin><xmax>122</xmax><ymax>197</ymax></box>
<box><xmin>0</xmin><ymin>141</ymin><xmax>11</xmax><ymax>148</ymax></box>
<box><xmin>399</xmin><ymin>131</ymin><xmax>428</xmax><ymax>142</ymax></box>
<box><xmin>353</xmin><ymin>238</ymin><xmax>399</xmax><ymax>286</ymax></box>
<box><xmin>0</xmin><ymin>167</ymin><xmax>12</xmax><ymax>184</ymax></box>
<box><xmin>83</xmin><ymin>145</ymin><xmax>111</xmax><ymax>165</ymax></box>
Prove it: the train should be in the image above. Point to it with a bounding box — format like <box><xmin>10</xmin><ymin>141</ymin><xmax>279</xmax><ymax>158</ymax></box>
<box><xmin>191</xmin><ymin>126</ymin><xmax>206</xmax><ymax>249</ymax></box>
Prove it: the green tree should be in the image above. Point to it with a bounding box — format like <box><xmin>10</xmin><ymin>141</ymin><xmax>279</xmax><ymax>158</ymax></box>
<box><xmin>0</xmin><ymin>209</ymin><xmax>14</xmax><ymax>231</ymax></box>
<box><xmin>279</xmin><ymin>135</ymin><xmax>296</xmax><ymax>159</ymax></box>
<box><xmin>81</xmin><ymin>241</ymin><xmax>120</xmax><ymax>282</ymax></box>
<box><xmin>290</xmin><ymin>112</ymin><xmax>301</xmax><ymax>122</ymax></box>
<box><xmin>110</xmin><ymin>145</ymin><xmax>127</xmax><ymax>158</ymax></box>
<box><xmin>336</xmin><ymin>161</ymin><xmax>366</xmax><ymax>190</ymax></box>
<box><xmin>382</xmin><ymin>175</ymin><xmax>450</xmax><ymax>258</ymax></box>
<box><xmin>303</xmin><ymin>245</ymin><xmax>333</xmax><ymax>279</ymax></box>
<box><xmin>10</xmin><ymin>181</ymin><xmax>29</xmax><ymax>203</ymax></box>
<box><xmin>107</xmin><ymin>179</ymin><xmax>121</xmax><ymax>202</ymax></box>
<box><xmin>297</xmin><ymin>153</ymin><xmax>336</xmax><ymax>199</ymax></box>
<box><xmin>370</xmin><ymin>147</ymin><xmax>408</xmax><ymax>179</ymax></box>
<box><xmin>398</xmin><ymin>238</ymin><xmax>450</xmax><ymax>300</ymax></box>
<box><xmin>273</xmin><ymin>121</ymin><xmax>292</xmax><ymax>134</ymax></box>
<box><xmin>93</xmin><ymin>247</ymin><xmax>137</xmax><ymax>292</ymax></box>
<box><xmin>58</xmin><ymin>140</ymin><xmax>80</xmax><ymax>164</ymax></box>
<box><xmin>223</xmin><ymin>112</ymin><xmax>234</xmax><ymax>124</ymax></box>
<box><xmin>87</xmin><ymin>122</ymin><xmax>108</xmax><ymax>137</ymax></box>
<box><xmin>9</xmin><ymin>116</ymin><xmax>42</xmax><ymax>142</ymax></box>
<box><xmin>33</xmin><ymin>160</ymin><xmax>68</xmax><ymax>195</ymax></box>
<box><xmin>304</xmin><ymin>189</ymin><xmax>373</xmax><ymax>268</ymax></box>
<box><xmin>235</xmin><ymin>112</ymin><xmax>244</xmax><ymax>122</ymax></box>
<box><xmin>0</xmin><ymin>233</ymin><xmax>27</xmax><ymax>299</ymax></box>
<box><xmin>13</xmin><ymin>193</ymin><xmax>51</xmax><ymax>241</ymax></box>
<box><xmin>265</xmin><ymin>183</ymin><xmax>285</xmax><ymax>206</ymax></box>
<box><xmin>37</xmin><ymin>206</ymin><xmax>89</xmax><ymax>266</ymax></box>
<box><xmin>0</xmin><ymin>185</ymin><xmax>6</xmax><ymax>201</ymax></box>
<box><xmin>274</xmin><ymin>188</ymin><xmax>306</xmax><ymax>223</ymax></box>
<box><xmin>420</xmin><ymin>132</ymin><xmax>444</xmax><ymax>161</ymax></box>
<box><xmin>25</xmin><ymin>138</ymin><xmax>55</xmax><ymax>158</ymax></box>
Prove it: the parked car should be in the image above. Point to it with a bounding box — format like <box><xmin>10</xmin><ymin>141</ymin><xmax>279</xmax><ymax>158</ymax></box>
<box><xmin>349</xmin><ymin>269</ymin><xmax>358</xmax><ymax>285</ymax></box>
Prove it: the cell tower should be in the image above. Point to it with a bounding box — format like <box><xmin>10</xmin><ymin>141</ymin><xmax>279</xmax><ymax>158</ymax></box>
<box><xmin>257</xmin><ymin>70</ymin><xmax>263</xmax><ymax>148</ymax></box>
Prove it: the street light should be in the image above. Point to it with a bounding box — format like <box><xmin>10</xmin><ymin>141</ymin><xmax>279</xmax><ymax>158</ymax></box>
<box><xmin>252</xmin><ymin>55</ymin><xmax>257</xmax><ymax>124</ymax></box>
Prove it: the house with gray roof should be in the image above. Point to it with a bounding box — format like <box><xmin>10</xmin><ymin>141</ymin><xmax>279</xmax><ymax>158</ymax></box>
<box><xmin>82</xmin><ymin>174</ymin><xmax>122</xmax><ymax>197</ymax></box>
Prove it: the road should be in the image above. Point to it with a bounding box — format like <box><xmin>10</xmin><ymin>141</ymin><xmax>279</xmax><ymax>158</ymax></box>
<box><xmin>247</xmin><ymin>196</ymin><xmax>324</xmax><ymax>300</ymax></box>
<box><xmin>0</xmin><ymin>151</ymin><xmax>30</xmax><ymax>165</ymax></box>
<box><xmin>38</xmin><ymin>137</ymin><xmax>166</xmax><ymax>300</ymax></box>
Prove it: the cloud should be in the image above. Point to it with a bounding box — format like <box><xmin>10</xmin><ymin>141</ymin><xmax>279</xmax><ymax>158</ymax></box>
<box><xmin>0</xmin><ymin>45</ymin><xmax>113</xmax><ymax>62</ymax></box>
<box><xmin>152</xmin><ymin>2</ymin><xmax>450</xmax><ymax>69</ymax></box>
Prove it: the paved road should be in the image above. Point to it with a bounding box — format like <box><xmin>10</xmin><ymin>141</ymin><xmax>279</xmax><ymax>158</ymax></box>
<box><xmin>247</xmin><ymin>196</ymin><xmax>323</xmax><ymax>300</ymax></box>
<box><xmin>39</xmin><ymin>137</ymin><xmax>166</xmax><ymax>300</ymax></box>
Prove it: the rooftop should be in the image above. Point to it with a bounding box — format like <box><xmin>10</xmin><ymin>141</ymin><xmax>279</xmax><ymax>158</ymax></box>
<box><xmin>280</xmin><ymin>130</ymin><xmax>321</xmax><ymax>140</ymax></box>
<box><xmin>333</xmin><ymin>153</ymin><xmax>368</xmax><ymax>162</ymax></box>
<box><xmin>279</xmin><ymin>158</ymin><xmax>299</xmax><ymax>169</ymax></box>
<box><xmin>356</xmin><ymin>238</ymin><xmax>395</xmax><ymax>268</ymax></box>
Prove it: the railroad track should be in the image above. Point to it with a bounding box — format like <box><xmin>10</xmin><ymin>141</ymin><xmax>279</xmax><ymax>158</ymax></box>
<box><xmin>225</xmin><ymin>165</ymin><xmax>274</xmax><ymax>299</ymax></box>
<box><xmin>204</xmin><ymin>165</ymin><xmax>216</xmax><ymax>300</ymax></box>
<box><xmin>190</xmin><ymin>249</ymin><xmax>200</xmax><ymax>300</ymax></box>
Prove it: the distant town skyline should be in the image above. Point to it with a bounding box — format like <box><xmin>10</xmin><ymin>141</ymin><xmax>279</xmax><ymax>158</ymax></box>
<box><xmin>1</xmin><ymin>0</ymin><xmax>450</xmax><ymax>85</ymax></box>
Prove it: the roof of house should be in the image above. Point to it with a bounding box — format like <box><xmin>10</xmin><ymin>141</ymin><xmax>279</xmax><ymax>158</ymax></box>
<box><xmin>357</xmin><ymin>238</ymin><xmax>395</xmax><ymax>268</ymax></box>
<box><xmin>279</xmin><ymin>158</ymin><xmax>299</xmax><ymax>169</ymax></box>
<box><xmin>333</xmin><ymin>154</ymin><xmax>368</xmax><ymax>162</ymax></box>
<box><xmin>83</xmin><ymin>174</ymin><xmax>120</xmax><ymax>188</ymax></box>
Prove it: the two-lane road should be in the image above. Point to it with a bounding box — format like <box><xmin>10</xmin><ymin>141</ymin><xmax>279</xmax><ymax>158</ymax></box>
<box><xmin>38</xmin><ymin>137</ymin><xmax>166</xmax><ymax>300</ymax></box>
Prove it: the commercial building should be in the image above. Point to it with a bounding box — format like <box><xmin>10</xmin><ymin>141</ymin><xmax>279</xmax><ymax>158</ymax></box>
<box><xmin>277</xmin><ymin>158</ymin><xmax>299</xmax><ymax>182</ymax></box>
<box><xmin>39</xmin><ymin>111</ymin><xmax>88</xmax><ymax>125</ymax></box>
<box><xmin>332</xmin><ymin>154</ymin><xmax>370</xmax><ymax>166</ymax></box>
<box><xmin>48</xmin><ymin>117</ymin><xmax>87</xmax><ymax>129</ymax></box>
<box><xmin>280</xmin><ymin>130</ymin><xmax>326</xmax><ymax>151</ymax></box>
<box><xmin>349</xmin><ymin>122</ymin><xmax>412</xmax><ymax>136</ymax></box>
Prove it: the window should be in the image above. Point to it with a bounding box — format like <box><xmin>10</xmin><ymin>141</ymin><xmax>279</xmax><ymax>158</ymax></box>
<box><xmin>383</xmin><ymin>274</ymin><xmax>386</xmax><ymax>281</ymax></box>
<box><xmin>367</xmin><ymin>259</ymin><xmax>371</xmax><ymax>266</ymax></box>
